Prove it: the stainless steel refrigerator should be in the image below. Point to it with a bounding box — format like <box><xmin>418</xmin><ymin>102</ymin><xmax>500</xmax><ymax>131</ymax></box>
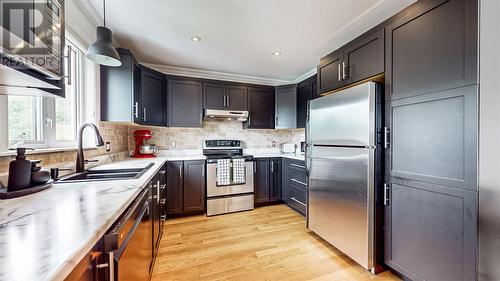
<box><xmin>306</xmin><ymin>81</ymin><xmax>383</xmax><ymax>273</ymax></box>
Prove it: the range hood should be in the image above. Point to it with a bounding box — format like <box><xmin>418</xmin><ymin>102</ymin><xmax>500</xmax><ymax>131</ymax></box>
<box><xmin>204</xmin><ymin>109</ymin><xmax>249</xmax><ymax>122</ymax></box>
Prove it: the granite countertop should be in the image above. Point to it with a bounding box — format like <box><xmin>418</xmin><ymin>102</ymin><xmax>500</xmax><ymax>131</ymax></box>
<box><xmin>0</xmin><ymin>157</ymin><xmax>168</xmax><ymax>281</ymax></box>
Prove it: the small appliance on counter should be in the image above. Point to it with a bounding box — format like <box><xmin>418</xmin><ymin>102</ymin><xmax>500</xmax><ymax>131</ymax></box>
<box><xmin>300</xmin><ymin>141</ymin><xmax>306</xmax><ymax>153</ymax></box>
<box><xmin>281</xmin><ymin>143</ymin><xmax>296</xmax><ymax>154</ymax></box>
<box><xmin>132</xmin><ymin>130</ymin><xmax>158</xmax><ymax>158</ymax></box>
<box><xmin>0</xmin><ymin>147</ymin><xmax>53</xmax><ymax>199</ymax></box>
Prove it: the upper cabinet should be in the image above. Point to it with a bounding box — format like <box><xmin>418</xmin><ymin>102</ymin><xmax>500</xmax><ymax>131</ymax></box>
<box><xmin>140</xmin><ymin>66</ymin><xmax>167</xmax><ymax>126</ymax></box>
<box><xmin>203</xmin><ymin>82</ymin><xmax>248</xmax><ymax>111</ymax></box>
<box><xmin>385</xmin><ymin>0</ymin><xmax>477</xmax><ymax>101</ymax></box>
<box><xmin>318</xmin><ymin>28</ymin><xmax>384</xmax><ymax>94</ymax></box>
<box><xmin>245</xmin><ymin>86</ymin><xmax>275</xmax><ymax>129</ymax></box>
<box><xmin>296</xmin><ymin>75</ymin><xmax>317</xmax><ymax>128</ymax></box>
<box><xmin>275</xmin><ymin>84</ymin><xmax>297</xmax><ymax>129</ymax></box>
<box><xmin>168</xmin><ymin>78</ymin><xmax>203</xmax><ymax>127</ymax></box>
<box><xmin>101</xmin><ymin>48</ymin><xmax>141</xmax><ymax>124</ymax></box>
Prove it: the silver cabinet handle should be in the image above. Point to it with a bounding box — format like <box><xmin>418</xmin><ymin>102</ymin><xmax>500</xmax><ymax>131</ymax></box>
<box><xmin>160</xmin><ymin>215</ymin><xmax>166</xmax><ymax>221</ymax></box>
<box><xmin>290</xmin><ymin>163</ymin><xmax>306</xmax><ymax>169</ymax></box>
<box><xmin>384</xmin><ymin>183</ymin><xmax>390</xmax><ymax>206</ymax></box>
<box><xmin>253</xmin><ymin>161</ymin><xmax>256</xmax><ymax>174</ymax></box>
<box><xmin>271</xmin><ymin>161</ymin><xmax>274</xmax><ymax>173</ymax></box>
<box><xmin>291</xmin><ymin>197</ymin><xmax>307</xmax><ymax>207</ymax></box>
<box><xmin>65</xmin><ymin>45</ymin><xmax>72</xmax><ymax>85</ymax></box>
<box><xmin>160</xmin><ymin>198</ymin><xmax>166</xmax><ymax>204</ymax></box>
<box><xmin>342</xmin><ymin>61</ymin><xmax>347</xmax><ymax>79</ymax></box>
<box><xmin>96</xmin><ymin>251</ymin><xmax>114</xmax><ymax>281</ymax></box>
<box><xmin>384</xmin><ymin>126</ymin><xmax>390</xmax><ymax>149</ymax></box>
<box><xmin>291</xmin><ymin>178</ymin><xmax>307</xmax><ymax>186</ymax></box>
<box><xmin>223</xmin><ymin>96</ymin><xmax>226</xmax><ymax>107</ymax></box>
<box><xmin>338</xmin><ymin>63</ymin><xmax>341</xmax><ymax>81</ymax></box>
<box><xmin>160</xmin><ymin>184</ymin><xmax>166</xmax><ymax>190</ymax></box>
<box><xmin>157</xmin><ymin>180</ymin><xmax>160</xmax><ymax>203</ymax></box>
<box><xmin>227</xmin><ymin>95</ymin><xmax>230</xmax><ymax>107</ymax></box>
<box><xmin>134</xmin><ymin>102</ymin><xmax>139</xmax><ymax>119</ymax></box>
<box><xmin>179</xmin><ymin>167</ymin><xmax>182</xmax><ymax>179</ymax></box>
<box><xmin>143</xmin><ymin>108</ymin><xmax>147</xmax><ymax>122</ymax></box>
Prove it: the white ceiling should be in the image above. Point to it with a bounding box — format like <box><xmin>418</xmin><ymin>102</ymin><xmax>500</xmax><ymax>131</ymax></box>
<box><xmin>89</xmin><ymin>0</ymin><xmax>415</xmax><ymax>82</ymax></box>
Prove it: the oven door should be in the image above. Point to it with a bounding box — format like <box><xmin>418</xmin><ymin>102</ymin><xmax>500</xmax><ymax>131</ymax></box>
<box><xmin>207</xmin><ymin>161</ymin><xmax>254</xmax><ymax>197</ymax></box>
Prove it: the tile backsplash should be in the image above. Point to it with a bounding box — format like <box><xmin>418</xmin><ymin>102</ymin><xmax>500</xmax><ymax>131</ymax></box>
<box><xmin>0</xmin><ymin>120</ymin><xmax>305</xmax><ymax>184</ymax></box>
<box><xmin>129</xmin><ymin>120</ymin><xmax>305</xmax><ymax>150</ymax></box>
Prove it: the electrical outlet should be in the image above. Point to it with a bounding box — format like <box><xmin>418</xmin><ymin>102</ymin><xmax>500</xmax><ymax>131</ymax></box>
<box><xmin>106</xmin><ymin>142</ymin><xmax>111</xmax><ymax>152</ymax></box>
<box><xmin>171</xmin><ymin>141</ymin><xmax>176</xmax><ymax>148</ymax></box>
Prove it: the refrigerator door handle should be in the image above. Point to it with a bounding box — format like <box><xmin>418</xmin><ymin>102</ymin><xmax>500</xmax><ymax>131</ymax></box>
<box><xmin>384</xmin><ymin>127</ymin><xmax>390</xmax><ymax>149</ymax></box>
<box><xmin>305</xmin><ymin>101</ymin><xmax>311</xmax><ymax>177</ymax></box>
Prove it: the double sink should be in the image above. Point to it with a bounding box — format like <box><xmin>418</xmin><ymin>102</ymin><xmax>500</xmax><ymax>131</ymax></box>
<box><xmin>57</xmin><ymin>163</ymin><xmax>154</xmax><ymax>183</ymax></box>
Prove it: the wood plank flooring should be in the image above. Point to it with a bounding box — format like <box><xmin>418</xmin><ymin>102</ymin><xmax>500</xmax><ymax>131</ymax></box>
<box><xmin>152</xmin><ymin>204</ymin><xmax>400</xmax><ymax>281</ymax></box>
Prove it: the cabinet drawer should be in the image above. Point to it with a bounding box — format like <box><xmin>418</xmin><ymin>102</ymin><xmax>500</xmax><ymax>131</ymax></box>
<box><xmin>290</xmin><ymin>177</ymin><xmax>307</xmax><ymax>192</ymax></box>
<box><xmin>289</xmin><ymin>163</ymin><xmax>307</xmax><ymax>184</ymax></box>
<box><xmin>289</xmin><ymin>186</ymin><xmax>307</xmax><ymax>215</ymax></box>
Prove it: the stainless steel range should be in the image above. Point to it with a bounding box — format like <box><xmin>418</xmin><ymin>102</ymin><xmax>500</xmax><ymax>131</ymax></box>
<box><xmin>203</xmin><ymin>140</ymin><xmax>254</xmax><ymax>216</ymax></box>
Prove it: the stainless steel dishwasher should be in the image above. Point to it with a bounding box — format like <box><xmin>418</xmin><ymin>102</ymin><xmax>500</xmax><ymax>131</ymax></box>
<box><xmin>103</xmin><ymin>188</ymin><xmax>152</xmax><ymax>281</ymax></box>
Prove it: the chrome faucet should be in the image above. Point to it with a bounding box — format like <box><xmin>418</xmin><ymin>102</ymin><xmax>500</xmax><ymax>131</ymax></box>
<box><xmin>76</xmin><ymin>123</ymin><xmax>105</xmax><ymax>173</ymax></box>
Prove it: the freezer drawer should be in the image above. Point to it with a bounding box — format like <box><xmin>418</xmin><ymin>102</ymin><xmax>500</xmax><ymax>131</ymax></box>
<box><xmin>308</xmin><ymin>82</ymin><xmax>377</xmax><ymax>146</ymax></box>
<box><xmin>307</xmin><ymin>145</ymin><xmax>375</xmax><ymax>271</ymax></box>
<box><xmin>206</xmin><ymin>194</ymin><xmax>254</xmax><ymax>216</ymax></box>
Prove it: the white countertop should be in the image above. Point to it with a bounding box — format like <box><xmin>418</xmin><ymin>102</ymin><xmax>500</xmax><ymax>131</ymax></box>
<box><xmin>0</xmin><ymin>157</ymin><xmax>168</xmax><ymax>281</ymax></box>
<box><xmin>244</xmin><ymin>149</ymin><xmax>305</xmax><ymax>161</ymax></box>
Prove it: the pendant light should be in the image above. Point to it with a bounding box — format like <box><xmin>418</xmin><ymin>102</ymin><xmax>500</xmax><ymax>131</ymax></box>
<box><xmin>87</xmin><ymin>0</ymin><xmax>121</xmax><ymax>66</ymax></box>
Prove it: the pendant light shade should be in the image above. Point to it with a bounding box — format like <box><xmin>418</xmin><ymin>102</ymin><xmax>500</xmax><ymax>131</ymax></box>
<box><xmin>87</xmin><ymin>0</ymin><xmax>121</xmax><ymax>66</ymax></box>
<box><xmin>87</xmin><ymin>26</ymin><xmax>121</xmax><ymax>66</ymax></box>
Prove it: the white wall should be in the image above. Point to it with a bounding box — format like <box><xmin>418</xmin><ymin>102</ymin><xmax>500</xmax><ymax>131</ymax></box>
<box><xmin>478</xmin><ymin>0</ymin><xmax>500</xmax><ymax>280</ymax></box>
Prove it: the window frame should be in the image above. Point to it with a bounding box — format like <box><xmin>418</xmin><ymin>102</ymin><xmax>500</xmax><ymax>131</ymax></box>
<box><xmin>0</xmin><ymin>32</ymin><xmax>98</xmax><ymax>153</ymax></box>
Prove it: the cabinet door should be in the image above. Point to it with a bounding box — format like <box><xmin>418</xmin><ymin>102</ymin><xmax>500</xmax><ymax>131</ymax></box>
<box><xmin>183</xmin><ymin>160</ymin><xmax>205</xmax><ymax>213</ymax></box>
<box><xmin>254</xmin><ymin>158</ymin><xmax>270</xmax><ymax>204</ymax></box>
<box><xmin>168</xmin><ymin>79</ymin><xmax>203</xmax><ymax>127</ymax></box>
<box><xmin>385</xmin><ymin>0</ymin><xmax>477</xmax><ymax>101</ymax></box>
<box><xmin>166</xmin><ymin>161</ymin><xmax>183</xmax><ymax>216</ymax></box>
<box><xmin>246</xmin><ymin>87</ymin><xmax>275</xmax><ymax>129</ymax></box>
<box><xmin>275</xmin><ymin>84</ymin><xmax>297</xmax><ymax>129</ymax></box>
<box><xmin>141</xmin><ymin>67</ymin><xmax>166</xmax><ymax>126</ymax></box>
<box><xmin>203</xmin><ymin>82</ymin><xmax>225</xmax><ymax>110</ymax></box>
<box><xmin>317</xmin><ymin>49</ymin><xmax>343</xmax><ymax>94</ymax></box>
<box><xmin>343</xmin><ymin>28</ymin><xmax>384</xmax><ymax>85</ymax></box>
<box><xmin>225</xmin><ymin>85</ymin><xmax>247</xmax><ymax>111</ymax></box>
<box><xmin>310</xmin><ymin>75</ymin><xmax>318</xmax><ymax>100</ymax></box>
<box><xmin>270</xmin><ymin>158</ymin><xmax>282</xmax><ymax>202</ymax></box>
<box><xmin>296</xmin><ymin>78</ymin><xmax>312</xmax><ymax>128</ymax></box>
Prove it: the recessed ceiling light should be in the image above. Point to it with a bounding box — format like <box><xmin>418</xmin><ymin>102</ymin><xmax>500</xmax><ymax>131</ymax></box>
<box><xmin>272</xmin><ymin>50</ymin><xmax>282</xmax><ymax>56</ymax></box>
<box><xmin>191</xmin><ymin>36</ymin><xmax>202</xmax><ymax>42</ymax></box>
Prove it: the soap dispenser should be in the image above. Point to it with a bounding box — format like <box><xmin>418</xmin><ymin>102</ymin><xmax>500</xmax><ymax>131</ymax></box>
<box><xmin>7</xmin><ymin>148</ymin><xmax>33</xmax><ymax>191</ymax></box>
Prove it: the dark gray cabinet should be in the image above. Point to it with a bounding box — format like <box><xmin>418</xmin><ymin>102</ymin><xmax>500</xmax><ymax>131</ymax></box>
<box><xmin>140</xmin><ymin>66</ymin><xmax>166</xmax><ymax>126</ymax></box>
<box><xmin>168</xmin><ymin>79</ymin><xmax>203</xmax><ymax>127</ymax></box>
<box><xmin>166</xmin><ymin>161</ymin><xmax>183</xmax><ymax>216</ymax></box>
<box><xmin>385</xmin><ymin>0</ymin><xmax>478</xmax><ymax>101</ymax></box>
<box><xmin>270</xmin><ymin>158</ymin><xmax>282</xmax><ymax>202</ymax></box>
<box><xmin>275</xmin><ymin>84</ymin><xmax>297</xmax><ymax>129</ymax></box>
<box><xmin>318</xmin><ymin>28</ymin><xmax>384</xmax><ymax>94</ymax></box>
<box><xmin>296</xmin><ymin>75</ymin><xmax>317</xmax><ymax>128</ymax></box>
<box><xmin>166</xmin><ymin>160</ymin><xmax>205</xmax><ymax>217</ymax></box>
<box><xmin>384</xmin><ymin>0</ymin><xmax>479</xmax><ymax>280</ymax></box>
<box><xmin>183</xmin><ymin>160</ymin><xmax>205</xmax><ymax>213</ymax></box>
<box><xmin>151</xmin><ymin>166</ymin><xmax>166</xmax><ymax>253</ymax></box>
<box><xmin>245</xmin><ymin>86</ymin><xmax>275</xmax><ymax>129</ymax></box>
<box><xmin>254</xmin><ymin>158</ymin><xmax>270</xmax><ymax>204</ymax></box>
<box><xmin>203</xmin><ymin>82</ymin><xmax>248</xmax><ymax>111</ymax></box>
<box><xmin>101</xmin><ymin>48</ymin><xmax>141</xmax><ymax>124</ymax></box>
<box><xmin>254</xmin><ymin>158</ymin><xmax>282</xmax><ymax>206</ymax></box>
<box><xmin>282</xmin><ymin>158</ymin><xmax>307</xmax><ymax>216</ymax></box>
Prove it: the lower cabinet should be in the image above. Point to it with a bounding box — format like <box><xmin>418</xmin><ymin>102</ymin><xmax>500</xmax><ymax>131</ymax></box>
<box><xmin>65</xmin><ymin>239</ymin><xmax>105</xmax><ymax>281</ymax></box>
<box><xmin>282</xmin><ymin>158</ymin><xmax>307</xmax><ymax>216</ymax></box>
<box><xmin>151</xmin><ymin>166</ymin><xmax>167</xmax><ymax>255</ymax></box>
<box><xmin>166</xmin><ymin>160</ymin><xmax>206</xmax><ymax>217</ymax></box>
<box><xmin>254</xmin><ymin>157</ymin><xmax>282</xmax><ymax>206</ymax></box>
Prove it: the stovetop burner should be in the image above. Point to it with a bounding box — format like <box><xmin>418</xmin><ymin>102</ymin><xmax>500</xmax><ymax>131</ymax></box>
<box><xmin>202</xmin><ymin>140</ymin><xmax>253</xmax><ymax>162</ymax></box>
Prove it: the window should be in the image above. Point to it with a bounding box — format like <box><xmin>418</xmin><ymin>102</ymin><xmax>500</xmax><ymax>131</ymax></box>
<box><xmin>1</xmin><ymin>35</ymin><xmax>97</xmax><ymax>152</ymax></box>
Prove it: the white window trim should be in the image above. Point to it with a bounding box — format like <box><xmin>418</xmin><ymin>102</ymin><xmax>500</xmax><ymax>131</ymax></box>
<box><xmin>0</xmin><ymin>31</ymin><xmax>99</xmax><ymax>153</ymax></box>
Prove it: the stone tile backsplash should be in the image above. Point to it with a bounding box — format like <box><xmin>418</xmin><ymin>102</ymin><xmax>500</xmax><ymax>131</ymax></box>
<box><xmin>0</xmin><ymin>120</ymin><xmax>305</xmax><ymax>184</ymax></box>
<box><xmin>129</xmin><ymin>120</ymin><xmax>305</xmax><ymax>150</ymax></box>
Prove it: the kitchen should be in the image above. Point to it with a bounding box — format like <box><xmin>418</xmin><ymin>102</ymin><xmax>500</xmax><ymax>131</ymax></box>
<box><xmin>0</xmin><ymin>0</ymin><xmax>498</xmax><ymax>280</ymax></box>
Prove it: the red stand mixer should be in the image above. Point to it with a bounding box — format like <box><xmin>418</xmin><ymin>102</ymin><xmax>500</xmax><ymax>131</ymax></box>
<box><xmin>132</xmin><ymin>130</ymin><xmax>158</xmax><ymax>158</ymax></box>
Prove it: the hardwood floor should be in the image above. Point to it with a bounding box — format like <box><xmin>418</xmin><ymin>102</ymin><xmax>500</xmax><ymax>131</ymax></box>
<box><xmin>152</xmin><ymin>204</ymin><xmax>400</xmax><ymax>281</ymax></box>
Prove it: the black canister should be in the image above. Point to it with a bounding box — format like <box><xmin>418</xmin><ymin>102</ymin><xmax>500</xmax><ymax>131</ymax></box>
<box><xmin>7</xmin><ymin>148</ymin><xmax>33</xmax><ymax>191</ymax></box>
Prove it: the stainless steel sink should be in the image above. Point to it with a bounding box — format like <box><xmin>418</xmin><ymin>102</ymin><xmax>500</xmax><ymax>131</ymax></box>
<box><xmin>56</xmin><ymin>163</ymin><xmax>154</xmax><ymax>183</ymax></box>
